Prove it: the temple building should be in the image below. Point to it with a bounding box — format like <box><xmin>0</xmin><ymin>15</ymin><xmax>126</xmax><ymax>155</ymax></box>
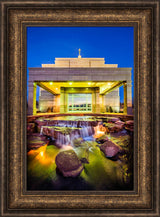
<box><xmin>28</xmin><ymin>50</ymin><xmax>132</xmax><ymax>115</ymax></box>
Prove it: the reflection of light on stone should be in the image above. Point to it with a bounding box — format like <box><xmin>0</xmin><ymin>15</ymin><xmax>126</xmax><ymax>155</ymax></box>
<box><xmin>61</xmin><ymin>145</ymin><xmax>73</xmax><ymax>150</ymax></box>
<box><xmin>97</xmin><ymin>130</ymin><xmax>104</xmax><ymax>135</ymax></box>
<box><xmin>28</xmin><ymin>145</ymin><xmax>56</xmax><ymax>165</ymax></box>
<box><xmin>94</xmin><ymin>125</ymin><xmax>105</xmax><ymax>138</ymax></box>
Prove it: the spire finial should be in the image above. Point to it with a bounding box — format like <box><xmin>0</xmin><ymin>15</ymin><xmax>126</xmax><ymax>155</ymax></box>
<box><xmin>78</xmin><ymin>48</ymin><xmax>81</xmax><ymax>58</ymax></box>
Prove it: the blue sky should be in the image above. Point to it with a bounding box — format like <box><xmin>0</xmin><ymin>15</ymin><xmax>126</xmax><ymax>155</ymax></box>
<box><xmin>27</xmin><ymin>27</ymin><xmax>134</xmax><ymax>103</ymax></box>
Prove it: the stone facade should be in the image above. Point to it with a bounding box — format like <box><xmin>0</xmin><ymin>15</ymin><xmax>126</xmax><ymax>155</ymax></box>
<box><xmin>28</xmin><ymin>56</ymin><xmax>132</xmax><ymax>115</ymax></box>
<box><xmin>42</xmin><ymin>57</ymin><xmax>118</xmax><ymax>68</ymax></box>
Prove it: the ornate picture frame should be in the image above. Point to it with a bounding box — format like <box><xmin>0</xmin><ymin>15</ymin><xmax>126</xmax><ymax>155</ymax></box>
<box><xmin>0</xmin><ymin>0</ymin><xmax>159</xmax><ymax>216</ymax></box>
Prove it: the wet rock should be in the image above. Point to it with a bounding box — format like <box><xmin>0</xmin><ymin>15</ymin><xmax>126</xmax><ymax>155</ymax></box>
<box><xmin>73</xmin><ymin>138</ymin><xmax>84</xmax><ymax>147</ymax></box>
<box><xmin>35</xmin><ymin>120</ymin><xmax>48</xmax><ymax>133</ymax></box>
<box><xmin>100</xmin><ymin>140</ymin><xmax>121</xmax><ymax>158</ymax></box>
<box><xmin>55</xmin><ymin>150</ymin><xmax>83</xmax><ymax>177</ymax></box>
<box><xmin>27</xmin><ymin>123</ymin><xmax>36</xmax><ymax>134</ymax></box>
<box><xmin>125</xmin><ymin>120</ymin><xmax>134</xmax><ymax>131</ymax></box>
<box><xmin>103</xmin><ymin>123</ymin><xmax>124</xmax><ymax>133</ymax></box>
<box><xmin>35</xmin><ymin>118</ymin><xmax>98</xmax><ymax>130</ymax></box>
<box><xmin>80</xmin><ymin>157</ymin><xmax>89</xmax><ymax>164</ymax></box>
<box><xmin>27</xmin><ymin>133</ymin><xmax>48</xmax><ymax>151</ymax></box>
<box><xmin>107</xmin><ymin>117</ymin><xmax>120</xmax><ymax>123</ymax></box>
<box><xmin>115</xmin><ymin>120</ymin><xmax>125</xmax><ymax>126</ymax></box>
<box><xmin>41</xmin><ymin>126</ymin><xmax>95</xmax><ymax>147</ymax></box>
<box><xmin>110</xmin><ymin>129</ymin><xmax>129</xmax><ymax>138</ymax></box>
<box><xmin>95</xmin><ymin>134</ymin><xmax>109</xmax><ymax>144</ymax></box>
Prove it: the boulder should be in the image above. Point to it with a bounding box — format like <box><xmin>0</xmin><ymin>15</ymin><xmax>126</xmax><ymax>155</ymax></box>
<box><xmin>115</xmin><ymin>120</ymin><xmax>125</xmax><ymax>126</ymax></box>
<box><xmin>100</xmin><ymin>140</ymin><xmax>121</xmax><ymax>158</ymax></box>
<box><xmin>107</xmin><ymin>117</ymin><xmax>120</xmax><ymax>123</ymax></box>
<box><xmin>27</xmin><ymin>133</ymin><xmax>48</xmax><ymax>151</ymax></box>
<box><xmin>55</xmin><ymin>150</ymin><xmax>83</xmax><ymax>177</ymax></box>
<box><xmin>125</xmin><ymin>120</ymin><xmax>134</xmax><ymax>132</ymax></box>
<box><xmin>27</xmin><ymin>123</ymin><xmax>36</xmax><ymax>134</ymax></box>
<box><xmin>103</xmin><ymin>123</ymin><xmax>124</xmax><ymax>133</ymax></box>
<box><xmin>95</xmin><ymin>134</ymin><xmax>109</xmax><ymax>144</ymax></box>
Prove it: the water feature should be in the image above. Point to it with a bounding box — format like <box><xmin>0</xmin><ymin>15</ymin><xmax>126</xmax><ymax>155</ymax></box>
<box><xmin>27</xmin><ymin>115</ymin><xmax>133</xmax><ymax>191</ymax></box>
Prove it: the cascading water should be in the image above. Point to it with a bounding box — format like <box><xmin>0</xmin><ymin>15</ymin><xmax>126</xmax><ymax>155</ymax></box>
<box><xmin>40</xmin><ymin>118</ymin><xmax>97</xmax><ymax>147</ymax></box>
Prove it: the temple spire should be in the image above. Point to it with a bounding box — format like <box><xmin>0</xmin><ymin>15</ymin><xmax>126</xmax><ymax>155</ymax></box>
<box><xmin>78</xmin><ymin>48</ymin><xmax>81</xmax><ymax>58</ymax></box>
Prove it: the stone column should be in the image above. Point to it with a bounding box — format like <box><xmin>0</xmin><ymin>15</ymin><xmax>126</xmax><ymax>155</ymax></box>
<box><xmin>28</xmin><ymin>81</ymin><xmax>37</xmax><ymax>115</ymax></box>
<box><xmin>33</xmin><ymin>82</ymin><xmax>37</xmax><ymax>115</ymax></box>
<box><xmin>60</xmin><ymin>87</ymin><xmax>65</xmax><ymax>113</ymax></box>
<box><xmin>64</xmin><ymin>92</ymin><xmax>68</xmax><ymax>112</ymax></box>
<box><xmin>92</xmin><ymin>91</ymin><xmax>96</xmax><ymax>113</ymax></box>
<box><xmin>127</xmin><ymin>80</ymin><xmax>132</xmax><ymax>115</ymax></box>
<box><xmin>95</xmin><ymin>87</ymin><xmax>100</xmax><ymax>113</ymax></box>
<box><xmin>53</xmin><ymin>94</ymin><xmax>60</xmax><ymax>113</ymax></box>
<box><xmin>123</xmin><ymin>82</ymin><xmax>127</xmax><ymax>114</ymax></box>
<box><xmin>28</xmin><ymin>82</ymin><xmax>33</xmax><ymax>115</ymax></box>
<box><xmin>100</xmin><ymin>94</ymin><xmax>105</xmax><ymax>113</ymax></box>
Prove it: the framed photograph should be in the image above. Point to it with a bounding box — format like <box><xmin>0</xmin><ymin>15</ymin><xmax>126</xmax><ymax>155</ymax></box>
<box><xmin>0</xmin><ymin>0</ymin><xmax>159</xmax><ymax>216</ymax></box>
<box><xmin>27</xmin><ymin>26</ymin><xmax>134</xmax><ymax>192</ymax></box>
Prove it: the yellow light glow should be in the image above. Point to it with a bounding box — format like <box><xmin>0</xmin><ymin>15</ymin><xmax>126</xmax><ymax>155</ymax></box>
<box><xmin>40</xmin><ymin>151</ymin><xmax>44</xmax><ymax>157</ymax></box>
<box><xmin>108</xmin><ymin>82</ymin><xmax>111</xmax><ymax>86</ymax></box>
<box><xmin>28</xmin><ymin>145</ymin><xmax>58</xmax><ymax>166</ymax></box>
<box><xmin>88</xmin><ymin>82</ymin><xmax>91</xmax><ymax>85</ymax></box>
<box><xmin>69</xmin><ymin>82</ymin><xmax>72</xmax><ymax>85</ymax></box>
<box><xmin>93</xmin><ymin>125</ymin><xmax>106</xmax><ymax>138</ymax></box>
<box><xmin>49</xmin><ymin>82</ymin><xmax>53</xmax><ymax>85</ymax></box>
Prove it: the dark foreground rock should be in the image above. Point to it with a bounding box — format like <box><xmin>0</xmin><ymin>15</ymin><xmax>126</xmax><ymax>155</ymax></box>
<box><xmin>27</xmin><ymin>123</ymin><xmax>36</xmax><ymax>134</ymax></box>
<box><xmin>100</xmin><ymin>140</ymin><xmax>122</xmax><ymax>158</ymax></box>
<box><xmin>125</xmin><ymin>120</ymin><xmax>134</xmax><ymax>132</ymax></box>
<box><xmin>55</xmin><ymin>150</ymin><xmax>83</xmax><ymax>177</ymax></box>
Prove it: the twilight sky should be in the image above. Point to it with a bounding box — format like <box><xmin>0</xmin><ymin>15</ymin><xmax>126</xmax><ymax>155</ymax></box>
<box><xmin>27</xmin><ymin>26</ymin><xmax>134</xmax><ymax>103</ymax></box>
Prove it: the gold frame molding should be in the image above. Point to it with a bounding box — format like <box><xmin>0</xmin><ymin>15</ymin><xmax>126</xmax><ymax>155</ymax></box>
<box><xmin>0</xmin><ymin>0</ymin><xmax>159</xmax><ymax>216</ymax></box>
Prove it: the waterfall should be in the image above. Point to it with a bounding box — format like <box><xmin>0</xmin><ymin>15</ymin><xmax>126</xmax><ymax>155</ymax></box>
<box><xmin>40</xmin><ymin>126</ymin><xmax>44</xmax><ymax>135</ymax></box>
<box><xmin>40</xmin><ymin>119</ymin><xmax>97</xmax><ymax>147</ymax></box>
